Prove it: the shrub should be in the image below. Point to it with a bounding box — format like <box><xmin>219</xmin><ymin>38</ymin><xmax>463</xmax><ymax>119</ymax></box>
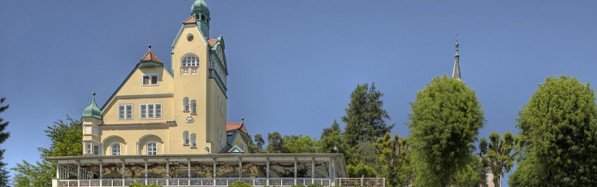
<box><xmin>228</xmin><ymin>181</ymin><xmax>251</xmax><ymax>187</ymax></box>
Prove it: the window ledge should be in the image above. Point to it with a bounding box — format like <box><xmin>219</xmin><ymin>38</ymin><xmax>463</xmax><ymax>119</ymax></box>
<box><xmin>190</xmin><ymin>146</ymin><xmax>197</xmax><ymax>149</ymax></box>
<box><xmin>183</xmin><ymin>144</ymin><xmax>189</xmax><ymax>147</ymax></box>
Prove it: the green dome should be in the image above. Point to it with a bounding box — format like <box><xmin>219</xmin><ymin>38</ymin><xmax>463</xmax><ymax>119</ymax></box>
<box><xmin>191</xmin><ymin>0</ymin><xmax>210</xmax><ymax>14</ymax></box>
<box><xmin>82</xmin><ymin>93</ymin><xmax>102</xmax><ymax>120</ymax></box>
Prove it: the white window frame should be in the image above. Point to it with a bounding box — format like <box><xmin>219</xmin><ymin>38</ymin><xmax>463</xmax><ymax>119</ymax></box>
<box><xmin>111</xmin><ymin>143</ymin><xmax>121</xmax><ymax>156</ymax></box>
<box><xmin>142</xmin><ymin>74</ymin><xmax>159</xmax><ymax>86</ymax></box>
<box><xmin>182</xmin><ymin>55</ymin><xmax>199</xmax><ymax>67</ymax></box>
<box><xmin>191</xmin><ymin>100</ymin><xmax>197</xmax><ymax>114</ymax></box>
<box><xmin>140</xmin><ymin>103</ymin><xmax>162</xmax><ymax>119</ymax></box>
<box><xmin>147</xmin><ymin>142</ymin><xmax>157</xmax><ymax>155</ymax></box>
<box><xmin>190</xmin><ymin>133</ymin><xmax>197</xmax><ymax>148</ymax></box>
<box><xmin>118</xmin><ymin>104</ymin><xmax>133</xmax><ymax>120</ymax></box>
<box><xmin>183</xmin><ymin>97</ymin><xmax>190</xmax><ymax>112</ymax></box>
<box><xmin>183</xmin><ymin>131</ymin><xmax>190</xmax><ymax>146</ymax></box>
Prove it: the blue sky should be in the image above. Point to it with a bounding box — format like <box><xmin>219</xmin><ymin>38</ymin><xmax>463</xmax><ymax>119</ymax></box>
<box><xmin>1</xmin><ymin>0</ymin><xmax>597</xmax><ymax>184</ymax></box>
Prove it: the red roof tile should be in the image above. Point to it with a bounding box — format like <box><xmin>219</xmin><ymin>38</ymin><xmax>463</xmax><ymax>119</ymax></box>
<box><xmin>140</xmin><ymin>50</ymin><xmax>163</xmax><ymax>64</ymax></box>
<box><xmin>183</xmin><ymin>16</ymin><xmax>196</xmax><ymax>24</ymax></box>
<box><xmin>226</xmin><ymin>122</ymin><xmax>247</xmax><ymax>134</ymax></box>
<box><xmin>208</xmin><ymin>38</ymin><xmax>218</xmax><ymax>47</ymax></box>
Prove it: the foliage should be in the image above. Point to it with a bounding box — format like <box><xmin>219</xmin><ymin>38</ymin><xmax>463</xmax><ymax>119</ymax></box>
<box><xmin>318</xmin><ymin>120</ymin><xmax>343</xmax><ymax>153</ymax></box>
<box><xmin>451</xmin><ymin>154</ymin><xmax>486</xmax><ymax>187</ymax></box>
<box><xmin>512</xmin><ymin>76</ymin><xmax>597</xmax><ymax>186</ymax></box>
<box><xmin>282</xmin><ymin>135</ymin><xmax>318</xmax><ymax>153</ymax></box>
<box><xmin>129</xmin><ymin>181</ymin><xmax>162</xmax><ymax>187</ymax></box>
<box><xmin>12</xmin><ymin>118</ymin><xmax>82</xmax><ymax>187</ymax></box>
<box><xmin>266</xmin><ymin>131</ymin><xmax>284</xmax><ymax>153</ymax></box>
<box><xmin>347</xmin><ymin>163</ymin><xmax>378</xmax><ymax>177</ymax></box>
<box><xmin>248</xmin><ymin>134</ymin><xmax>265</xmax><ymax>153</ymax></box>
<box><xmin>479</xmin><ymin>131</ymin><xmax>517</xmax><ymax>187</ymax></box>
<box><xmin>228</xmin><ymin>181</ymin><xmax>251</xmax><ymax>187</ymax></box>
<box><xmin>291</xmin><ymin>184</ymin><xmax>323</xmax><ymax>187</ymax></box>
<box><xmin>374</xmin><ymin>133</ymin><xmax>411</xmax><ymax>187</ymax></box>
<box><xmin>342</xmin><ymin>83</ymin><xmax>394</xmax><ymax>147</ymax></box>
<box><xmin>0</xmin><ymin>98</ymin><xmax>9</xmax><ymax>186</ymax></box>
<box><xmin>408</xmin><ymin>76</ymin><xmax>485</xmax><ymax>187</ymax></box>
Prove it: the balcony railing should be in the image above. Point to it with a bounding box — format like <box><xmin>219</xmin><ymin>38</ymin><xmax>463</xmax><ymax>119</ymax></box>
<box><xmin>56</xmin><ymin>177</ymin><xmax>385</xmax><ymax>187</ymax></box>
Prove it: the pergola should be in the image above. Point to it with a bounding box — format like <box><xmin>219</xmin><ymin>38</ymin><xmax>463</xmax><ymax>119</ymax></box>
<box><xmin>48</xmin><ymin>153</ymin><xmax>366</xmax><ymax>187</ymax></box>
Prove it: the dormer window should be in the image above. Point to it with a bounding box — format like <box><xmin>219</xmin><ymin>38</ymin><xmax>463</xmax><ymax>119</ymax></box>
<box><xmin>142</xmin><ymin>74</ymin><xmax>158</xmax><ymax>86</ymax></box>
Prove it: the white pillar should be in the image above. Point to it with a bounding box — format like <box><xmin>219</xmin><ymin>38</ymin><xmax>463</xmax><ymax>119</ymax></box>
<box><xmin>311</xmin><ymin>158</ymin><xmax>315</xmax><ymax>181</ymax></box>
<box><xmin>294</xmin><ymin>158</ymin><xmax>297</xmax><ymax>185</ymax></box>
<box><xmin>144</xmin><ymin>160</ymin><xmax>148</xmax><ymax>185</ymax></box>
<box><xmin>121</xmin><ymin>160</ymin><xmax>125</xmax><ymax>185</ymax></box>
<box><xmin>187</xmin><ymin>160</ymin><xmax>191</xmax><ymax>185</ymax></box>
<box><xmin>77</xmin><ymin>162</ymin><xmax>81</xmax><ymax>187</ymax></box>
<box><xmin>99</xmin><ymin>161</ymin><xmax>103</xmax><ymax>187</ymax></box>
<box><xmin>56</xmin><ymin>163</ymin><xmax>60</xmax><ymax>180</ymax></box>
<box><xmin>266</xmin><ymin>160</ymin><xmax>270</xmax><ymax>186</ymax></box>
<box><xmin>213</xmin><ymin>159</ymin><xmax>217</xmax><ymax>186</ymax></box>
<box><xmin>166</xmin><ymin>160</ymin><xmax>170</xmax><ymax>185</ymax></box>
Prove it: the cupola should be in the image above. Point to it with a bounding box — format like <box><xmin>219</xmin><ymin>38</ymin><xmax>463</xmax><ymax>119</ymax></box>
<box><xmin>191</xmin><ymin>0</ymin><xmax>211</xmax><ymax>38</ymax></box>
<box><xmin>82</xmin><ymin>92</ymin><xmax>102</xmax><ymax>120</ymax></box>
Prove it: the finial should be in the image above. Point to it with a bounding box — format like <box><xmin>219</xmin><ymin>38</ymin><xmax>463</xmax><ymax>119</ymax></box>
<box><xmin>455</xmin><ymin>34</ymin><xmax>459</xmax><ymax>54</ymax></box>
<box><xmin>92</xmin><ymin>91</ymin><xmax>96</xmax><ymax>97</ymax></box>
<box><xmin>148</xmin><ymin>44</ymin><xmax>152</xmax><ymax>50</ymax></box>
<box><xmin>91</xmin><ymin>91</ymin><xmax>97</xmax><ymax>103</ymax></box>
<box><xmin>241</xmin><ymin>117</ymin><xmax>245</xmax><ymax>122</ymax></box>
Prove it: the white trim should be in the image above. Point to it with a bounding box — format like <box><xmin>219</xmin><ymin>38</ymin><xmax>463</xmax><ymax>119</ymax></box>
<box><xmin>141</xmin><ymin>74</ymin><xmax>159</xmax><ymax>86</ymax></box>
<box><xmin>139</xmin><ymin>103</ymin><xmax>162</xmax><ymax>119</ymax></box>
<box><xmin>118</xmin><ymin>104</ymin><xmax>133</xmax><ymax>120</ymax></box>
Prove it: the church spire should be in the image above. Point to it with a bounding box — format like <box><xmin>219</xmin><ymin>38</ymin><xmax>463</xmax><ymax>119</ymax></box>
<box><xmin>452</xmin><ymin>34</ymin><xmax>461</xmax><ymax>80</ymax></box>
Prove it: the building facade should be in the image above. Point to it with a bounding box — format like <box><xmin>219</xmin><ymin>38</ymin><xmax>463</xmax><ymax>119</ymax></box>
<box><xmin>81</xmin><ymin>0</ymin><xmax>247</xmax><ymax>156</ymax></box>
<box><xmin>50</xmin><ymin>1</ymin><xmax>357</xmax><ymax>186</ymax></box>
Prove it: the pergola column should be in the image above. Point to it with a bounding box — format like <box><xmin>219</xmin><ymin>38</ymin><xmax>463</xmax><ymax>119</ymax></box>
<box><xmin>144</xmin><ymin>159</ymin><xmax>148</xmax><ymax>185</ymax></box>
<box><xmin>311</xmin><ymin>157</ymin><xmax>315</xmax><ymax>182</ymax></box>
<box><xmin>166</xmin><ymin>159</ymin><xmax>170</xmax><ymax>185</ymax></box>
<box><xmin>56</xmin><ymin>163</ymin><xmax>60</xmax><ymax>180</ymax></box>
<box><xmin>212</xmin><ymin>158</ymin><xmax>217</xmax><ymax>186</ymax></box>
<box><xmin>77</xmin><ymin>161</ymin><xmax>81</xmax><ymax>187</ymax></box>
<box><xmin>121</xmin><ymin>159</ymin><xmax>126</xmax><ymax>185</ymax></box>
<box><xmin>187</xmin><ymin>159</ymin><xmax>191</xmax><ymax>185</ymax></box>
<box><xmin>99</xmin><ymin>160</ymin><xmax>103</xmax><ymax>187</ymax></box>
<box><xmin>294</xmin><ymin>158</ymin><xmax>297</xmax><ymax>185</ymax></box>
<box><xmin>238</xmin><ymin>157</ymin><xmax>242</xmax><ymax>179</ymax></box>
<box><xmin>266</xmin><ymin>158</ymin><xmax>270</xmax><ymax>186</ymax></box>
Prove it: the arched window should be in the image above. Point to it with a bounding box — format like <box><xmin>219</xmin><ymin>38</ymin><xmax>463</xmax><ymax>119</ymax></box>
<box><xmin>191</xmin><ymin>100</ymin><xmax>197</xmax><ymax>114</ymax></box>
<box><xmin>190</xmin><ymin>133</ymin><xmax>197</xmax><ymax>147</ymax></box>
<box><xmin>111</xmin><ymin>143</ymin><xmax>120</xmax><ymax>156</ymax></box>
<box><xmin>183</xmin><ymin>131</ymin><xmax>190</xmax><ymax>145</ymax></box>
<box><xmin>183</xmin><ymin>97</ymin><xmax>190</xmax><ymax>112</ymax></box>
<box><xmin>147</xmin><ymin>142</ymin><xmax>157</xmax><ymax>155</ymax></box>
<box><xmin>182</xmin><ymin>55</ymin><xmax>199</xmax><ymax>67</ymax></box>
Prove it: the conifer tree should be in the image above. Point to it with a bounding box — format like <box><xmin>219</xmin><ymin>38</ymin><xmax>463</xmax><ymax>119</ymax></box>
<box><xmin>0</xmin><ymin>98</ymin><xmax>10</xmax><ymax>186</ymax></box>
<box><xmin>479</xmin><ymin>132</ymin><xmax>517</xmax><ymax>187</ymax></box>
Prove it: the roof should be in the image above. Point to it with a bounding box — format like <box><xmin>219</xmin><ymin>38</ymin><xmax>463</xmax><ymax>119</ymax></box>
<box><xmin>208</xmin><ymin>38</ymin><xmax>218</xmax><ymax>47</ymax></box>
<box><xmin>82</xmin><ymin>93</ymin><xmax>102</xmax><ymax>120</ymax></box>
<box><xmin>140</xmin><ymin>50</ymin><xmax>163</xmax><ymax>64</ymax></box>
<box><xmin>183</xmin><ymin>16</ymin><xmax>196</xmax><ymax>24</ymax></box>
<box><xmin>226</xmin><ymin>122</ymin><xmax>247</xmax><ymax>134</ymax></box>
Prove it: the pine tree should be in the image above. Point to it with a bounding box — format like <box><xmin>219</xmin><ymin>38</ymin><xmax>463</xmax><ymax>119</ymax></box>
<box><xmin>0</xmin><ymin>98</ymin><xmax>10</xmax><ymax>186</ymax></box>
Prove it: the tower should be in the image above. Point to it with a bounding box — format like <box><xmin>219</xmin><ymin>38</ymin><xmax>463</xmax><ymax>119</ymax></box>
<box><xmin>452</xmin><ymin>34</ymin><xmax>461</xmax><ymax>80</ymax></box>
<box><xmin>171</xmin><ymin>0</ymin><xmax>228</xmax><ymax>153</ymax></box>
<box><xmin>82</xmin><ymin>92</ymin><xmax>102</xmax><ymax>155</ymax></box>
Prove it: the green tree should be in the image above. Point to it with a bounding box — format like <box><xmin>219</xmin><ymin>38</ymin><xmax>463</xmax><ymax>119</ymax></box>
<box><xmin>12</xmin><ymin>118</ymin><xmax>82</xmax><ymax>187</ymax></box>
<box><xmin>254</xmin><ymin>134</ymin><xmax>265</xmax><ymax>150</ymax></box>
<box><xmin>342</xmin><ymin>83</ymin><xmax>393</xmax><ymax>147</ymax></box>
<box><xmin>266</xmin><ymin>131</ymin><xmax>284</xmax><ymax>153</ymax></box>
<box><xmin>408</xmin><ymin>76</ymin><xmax>485</xmax><ymax>187</ymax></box>
<box><xmin>248</xmin><ymin>134</ymin><xmax>265</xmax><ymax>153</ymax></box>
<box><xmin>374</xmin><ymin>133</ymin><xmax>411</xmax><ymax>187</ymax></box>
<box><xmin>282</xmin><ymin>135</ymin><xmax>318</xmax><ymax>153</ymax></box>
<box><xmin>318</xmin><ymin>120</ymin><xmax>343</xmax><ymax>153</ymax></box>
<box><xmin>0</xmin><ymin>98</ymin><xmax>10</xmax><ymax>186</ymax></box>
<box><xmin>479</xmin><ymin>132</ymin><xmax>517</xmax><ymax>187</ymax></box>
<box><xmin>511</xmin><ymin>76</ymin><xmax>597</xmax><ymax>186</ymax></box>
<box><xmin>346</xmin><ymin>163</ymin><xmax>378</xmax><ymax>178</ymax></box>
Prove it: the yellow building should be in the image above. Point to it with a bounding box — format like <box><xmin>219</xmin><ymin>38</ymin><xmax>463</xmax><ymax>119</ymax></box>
<box><xmin>50</xmin><ymin>1</ymin><xmax>357</xmax><ymax>186</ymax></box>
<box><xmin>80</xmin><ymin>0</ymin><xmax>249</xmax><ymax>156</ymax></box>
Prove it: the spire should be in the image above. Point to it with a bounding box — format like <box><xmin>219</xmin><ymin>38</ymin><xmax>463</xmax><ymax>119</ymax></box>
<box><xmin>452</xmin><ymin>34</ymin><xmax>461</xmax><ymax>80</ymax></box>
<box><xmin>82</xmin><ymin>92</ymin><xmax>102</xmax><ymax>120</ymax></box>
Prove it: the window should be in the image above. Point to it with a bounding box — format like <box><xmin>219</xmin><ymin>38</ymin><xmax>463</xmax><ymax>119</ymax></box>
<box><xmin>142</xmin><ymin>75</ymin><xmax>158</xmax><ymax>86</ymax></box>
<box><xmin>140</xmin><ymin>104</ymin><xmax>162</xmax><ymax>119</ymax></box>
<box><xmin>147</xmin><ymin>142</ymin><xmax>157</xmax><ymax>155</ymax></box>
<box><xmin>183</xmin><ymin>55</ymin><xmax>199</xmax><ymax>67</ymax></box>
<box><xmin>190</xmin><ymin>133</ymin><xmax>197</xmax><ymax>148</ymax></box>
<box><xmin>183</xmin><ymin>97</ymin><xmax>189</xmax><ymax>112</ymax></box>
<box><xmin>183</xmin><ymin>131</ymin><xmax>190</xmax><ymax>146</ymax></box>
<box><xmin>93</xmin><ymin>145</ymin><xmax>99</xmax><ymax>155</ymax></box>
<box><xmin>191</xmin><ymin>100</ymin><xmax>197</xmax><ymax>114</ymax></box>
<box><xmin>118</xmin><ymin>104</ymin><xmax>132</xmax><ymax>120</ymax></box>
<box><xmin>85</xmin><ymin>143</ymin><xmax>92</xmax><ymax>154</ymax></box>
<box><xmin>111</xmin><ymin>143</ymin><xmax>120</xmax><ymax>156</ymax></box>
